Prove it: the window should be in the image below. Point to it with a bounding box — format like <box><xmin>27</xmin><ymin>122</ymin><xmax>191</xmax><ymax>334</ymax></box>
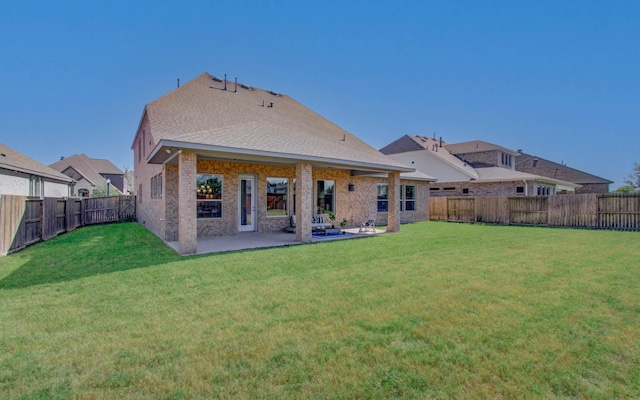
<box><xmin>316</xmin><ymin>180</ymin><xmax>334</xmax><ymax>213</ymax></box>
<box><xmin>267</xmin><ymin>178</ymin><xmax>288</xmax><ymax>217</ymax></box>
<box><xmin>516</xmin><ymin>186</ymin><xmax>525</xmax><ymax>194</ymax></box>
<box><xmin>29</xmin><ymin>175</ymin><xmax>42</xmax><ymax>197</ymax></box>
<box><xmin>536</xmin><ymin>185</ymin><xmax>552</xmax><ymax>196</ymax></box>
<box><xmin>151</xmin><ymin>173</ymin><xmax>162</xmax><ymax>198</ymax></box>
<box><xmin>138</xmin><ymin>184</ymin><xmax>142</xmax><ymax>203</ymax></box>
<box><xmin>462</xmin><ymin>188</ymin><xmax>469</xmax><ymax>194</ymax></box>
<box><xmin>402</xmin><ymin>185</ymin><xmax>415</xmax><ymax>211</ymax></box>
<box><xmin>430</xmin><ymin>187</ymin><xmax>440</xmax><ymax>191</ymax></box>
<box><xmin>377</xmin><ymin>184</ymin><xmax>388</xmax><ymax>212</ymax></box>
<box><xmin>400</xmin><ymin>185</ymin><xmax>418</xmax><ymax>211</ymax></box>
<box><xmin>443</xmin><ymin>187</ymin><xmax>456</xmax><ymax>191</ymax></box>
<box><xmin>138</xmin><ymin>138</ymin><xmax>142</xmax><ymax>162</ymax></box>
<box><xmin>197</xmin><ymin>174</ymin><xmax>223</xmax><ymax>218</ymax></box>
<box><xmin>501</xmin><ymin>153</ymin><xmax>512</xmax><ymax>167</ymax></box>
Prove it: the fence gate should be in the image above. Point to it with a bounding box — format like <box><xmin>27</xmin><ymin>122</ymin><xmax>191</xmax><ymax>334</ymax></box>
<box><xmin>118</xmin><ymin>196</ymin><xmax>136</xmax><ymax>221</ymax></box>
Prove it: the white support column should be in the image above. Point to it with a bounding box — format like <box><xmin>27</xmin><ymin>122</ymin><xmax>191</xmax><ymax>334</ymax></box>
<box><xmin>178</xmin><ymin>151</ymin><xmax>197</xmax><ymax>255</ymax></box>
<box><xmin>295</xmin><ymin>163</ymin><xmax>313</xmax><ymax>243</ymax></box>
<box><xmin>387</xmin><ymin>172</ymin><xmax>401</xmax><ymax>232</ymax></box>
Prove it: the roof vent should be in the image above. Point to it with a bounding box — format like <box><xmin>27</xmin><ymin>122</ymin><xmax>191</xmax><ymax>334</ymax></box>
<box><xmin>269</xmin><ymin>90</ymin><xmax>279</xmax><ymax>96</ymax></box>
<box><xmin>239</xmin><ymin>83</ymin><xmax>251</xmax><ymax>90</ymax></box>
<box><xmin>211</xmin><ymin>76</ymin><xmax>223</xmax><ymax>82</ymax></box>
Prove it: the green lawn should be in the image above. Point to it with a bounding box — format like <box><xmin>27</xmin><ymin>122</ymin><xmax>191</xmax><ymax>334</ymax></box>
<box><xmin>1</xmin><ymin>222</ymin><xmax>639</xmax><ymax>399</ymax></box>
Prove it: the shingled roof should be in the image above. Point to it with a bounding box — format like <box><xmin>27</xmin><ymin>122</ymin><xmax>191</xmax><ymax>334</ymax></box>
<box><xmin>381</xmin><ymin>135</ymin><xmax>478</xmax><ymax>181</ymax></box>
<box><xmin>49</xmin><ymin>154</ymin><xmax>120</xmax><ymax>186</ymax></box>
<box><xmin>140</xmin><ymin>73</ymin><xmax>413</xmax><ymax>173</ymax></box>
<box><xmin>0</xmin><ymin>143</ymin><xmax>73</xmax><ymax>183</ymax></box>
<box><xmin>515</xmin><ymin>152</ymin><xmax>612</xmax><ymax>185</ymax></box>
<box><xmin>444</xmin><ymin>140</ymin><xmax>520</xmax><ymax>156</ymax></box>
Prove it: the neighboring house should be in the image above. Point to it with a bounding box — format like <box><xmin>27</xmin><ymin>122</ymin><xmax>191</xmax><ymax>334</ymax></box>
<box><xmin>380</xmin><ymin>136</ymin><xmax>579</xmax><ymax>197</ymax></box>
<box><xmin>515</xmin><ymin>152</ymin><xmax>612</xmax><ymax>194</ymax></box>
<box><xmin>133</xmin><ymin>72</ymin><xmax>434</xmax><ymax>254</ymax></box>
<box><xmin>0</xmin><ymin>143</ymin><xmax>73</xmax><ymax>198</ymax></box>
<box><xmin>49</xmin><ymin>154</ymin><xmax>124</xmax><ymax>197</ymax></box>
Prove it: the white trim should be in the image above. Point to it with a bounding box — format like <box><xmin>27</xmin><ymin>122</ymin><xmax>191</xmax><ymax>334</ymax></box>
<box><xmin>238</xmin><ymin>174</ymin><xmax>257</xmax><ymax>232</ymax></box>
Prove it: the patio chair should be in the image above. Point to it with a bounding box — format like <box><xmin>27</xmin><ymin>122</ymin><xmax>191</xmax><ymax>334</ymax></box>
<box><xmin>358</xmin><ymin>203</ymin><xmax>378</xmax><ymax>234</ymax></box>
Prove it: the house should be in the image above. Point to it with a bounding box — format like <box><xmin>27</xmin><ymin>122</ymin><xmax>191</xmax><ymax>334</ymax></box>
<box><xmin>49</xmin><ymin>154</ymin><xmax>124</xmax><ymax>197</ymax></box>
<box><xmin>132</xmin><ymin>72</ymin><xmax>434</xmax><ymax>254</ymax></box>
<box><xmin>0</xmin><ymin>143</ymin><xmax>73</xmax><ymax>197</ymax></box>
<box><xmin>515</xmin><ymin>152</ymin><xmax>612</xmax><ymax>194</ymax></box>
<box><xmin>380</xmin><ymin>136</ymin><xmax>579</xmax><ymax>196</ymax></box>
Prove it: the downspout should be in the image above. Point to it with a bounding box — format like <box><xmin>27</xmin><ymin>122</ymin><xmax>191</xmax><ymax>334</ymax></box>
<box><xmin>523</xmin><ymin>179</ymin><xmax>528</xmax><ymax>196</ymax></box>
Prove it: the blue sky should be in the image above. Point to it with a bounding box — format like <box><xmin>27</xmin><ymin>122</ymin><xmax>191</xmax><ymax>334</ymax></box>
<box><xmin>1</xmin><ymin>1</ymin><xmax>638</xmax><ymax>189</ymax></box>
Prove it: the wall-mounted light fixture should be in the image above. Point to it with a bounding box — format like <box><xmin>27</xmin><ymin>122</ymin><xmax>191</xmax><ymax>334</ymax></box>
<box><xmin>348</xmin><ymin>182</ymin><xmax>355</xmax><ymax>192</ymax></box>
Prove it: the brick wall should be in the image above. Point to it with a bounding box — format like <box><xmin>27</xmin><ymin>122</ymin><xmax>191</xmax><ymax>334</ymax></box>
<box><xmin>132</xmin><ymin>116</ymin><xmax>166</xmax><ymax>240</ymax></box>
<box><xmin>138</xmin><ymin>155</ymin><xmax>432</xmax><ymax>241</ymax></box>
<box><xmin>576</xmin><ymin>183</ymin><xmax>609</xmax><ymax>194</ymax></box>
<box><xmin>429</xmin><ymin>181</ymin><xmax>529</xmax><ymax>197</ymax></box>
<box><xmin>456</xmin><ymin>150</ymin><xmax>514</xmax><ymax>169</ymax></box>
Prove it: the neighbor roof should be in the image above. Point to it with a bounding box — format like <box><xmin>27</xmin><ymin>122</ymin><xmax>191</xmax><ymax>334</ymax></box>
<box><xmin>140</xmin><ymin>73</ymin><xmax>413</xmax><ymax>173</ymax></box>
<box><xmin>381</xmin><ymin>135</ymin><xmax>479</xmax><ymax>180</ymax></box>
<box><xmin>516</xmin><ymin>152</ymin><xmax>612</xmax><ymax>185</ymax></box>
<box><xmin>86</xmin><ymin>157</ymin><xmax>123</xmax><ymax>175</ymax></box>
<box><xmin>0</xmin><ymin>143</ymin><xmax>73</xmax><ymax>183</ymax></box>
<box><xmin>49</xmin><ymin>154</ymin><xmax>118</xmax><ymax>187</ymax></box>
<box><xmin>445</xmin><ymin>140</ymin><xmax>520</xmax><ymax>156</ymax></box>
<box><xmin>474</xmin><ymin>166</ymin><xmax>579</xmax><ymax>188</ymax></box>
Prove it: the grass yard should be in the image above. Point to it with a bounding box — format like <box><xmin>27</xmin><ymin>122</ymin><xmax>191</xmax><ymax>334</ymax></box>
<box><xmin>0</xmin><ymin>222</ymin><xmax>639</xmax><ymax>399</ymax></box>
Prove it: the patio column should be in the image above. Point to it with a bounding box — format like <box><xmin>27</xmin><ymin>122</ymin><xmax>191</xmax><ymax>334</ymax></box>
<box><xmin>178</xmin><ymin>150</ymin><xmax>197</xmax><ymax>255</ymax></box>
<box><xmin>387</xmin><ymin>172</ymin><xmax>401</xmax><ymax>232</ymax></box>
<box><xmin>164</xmin><ymin>163</ymin><xmax>179</xmax><ymax>242</ymax></box>
<box><xmin>295</xmin><ymin>162</ymin><xmax>313</xmax><ymax>243</ymax></box>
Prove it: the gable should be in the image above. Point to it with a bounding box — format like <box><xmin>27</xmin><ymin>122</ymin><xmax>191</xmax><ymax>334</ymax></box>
<box><xmin>62</xmin><ymin>166</ymin><xmax>84</xmax><ymax>181</ymax></box>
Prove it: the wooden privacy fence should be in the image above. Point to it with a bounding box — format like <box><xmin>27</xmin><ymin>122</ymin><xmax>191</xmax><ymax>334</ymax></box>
<box><xmin>430</xmin><ymin>193</ymin><xmax>640</xmax><ymax>230</ymax></box>
<box><xmin>0</xmin><ymin>195</ymin><xmax>136</xmax><ymax>256</ymax></box>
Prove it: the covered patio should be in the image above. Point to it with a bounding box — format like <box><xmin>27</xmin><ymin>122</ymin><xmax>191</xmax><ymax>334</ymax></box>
<box><xmin>166</xmin><ymin>227</ymin><xmax>385</xmax><ymax>255</ymax></box>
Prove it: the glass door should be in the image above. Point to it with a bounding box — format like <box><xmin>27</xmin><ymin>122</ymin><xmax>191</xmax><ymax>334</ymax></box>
<box><xmin>238</xmin><ymin>175</ymin><xmax>256</xmax><ymax>232</ymax></box>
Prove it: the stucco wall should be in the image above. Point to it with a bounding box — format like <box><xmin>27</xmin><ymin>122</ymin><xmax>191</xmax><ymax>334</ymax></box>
<box><xmin>44</xmin><ymin>180</ymin><xmax>71</xmax><ymax>197</ymax></box>
<box><xmin>0</xmin><ymin>170</ymin><xmax>30</xmax><ymax>196</ymax></box>
<box><xmin>0</xmin><ymin>170</ymin><xmax>70</xmax><ymax>198</ymax></box>
<box><xmin>72</xmin><ymin>179</ymin><xmax>93</xmax><ymax>196</ymax></box>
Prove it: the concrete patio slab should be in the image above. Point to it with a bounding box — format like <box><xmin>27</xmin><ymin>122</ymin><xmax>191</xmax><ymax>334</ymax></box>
<box><xmin>166</xmin><ymin>228</ymin><xmax>385</xmax><ymax>255</ymax></box>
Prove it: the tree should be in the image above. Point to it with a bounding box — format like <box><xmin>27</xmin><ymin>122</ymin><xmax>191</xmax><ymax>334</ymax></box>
<box><xmin>91</xmin><ymin>185</ymin><xmax>108</xmax><ymax>198</ymax></box>
<box><xmin>613</xmin><ymin>185</ymin><xmax>637</xmax><ymax>193</ymax></box>
<box><xmin>123</xmin><ymin>165</ymin><xmax>133</xmax><ymax>194</ymax></box>
<box><xmin>623</xmin><ymin>162</ymin><xmax>640</xmax><ymax>190</ymax></box>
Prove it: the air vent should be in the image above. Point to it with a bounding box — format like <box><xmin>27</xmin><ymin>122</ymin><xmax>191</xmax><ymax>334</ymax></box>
<box><xmin>239</xmin><ymin>83</ymin><xmax>251</xmax><ymax>90</ymax></box>
<box><xmin>211</xmin><ymin>76</ymin><xmax>223</xmax><ymax>82</ymax></box>
<box><xmin>269</xmin><ymin>90</ymin><xmax>279</xmax><ymax>96</ymax></box>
